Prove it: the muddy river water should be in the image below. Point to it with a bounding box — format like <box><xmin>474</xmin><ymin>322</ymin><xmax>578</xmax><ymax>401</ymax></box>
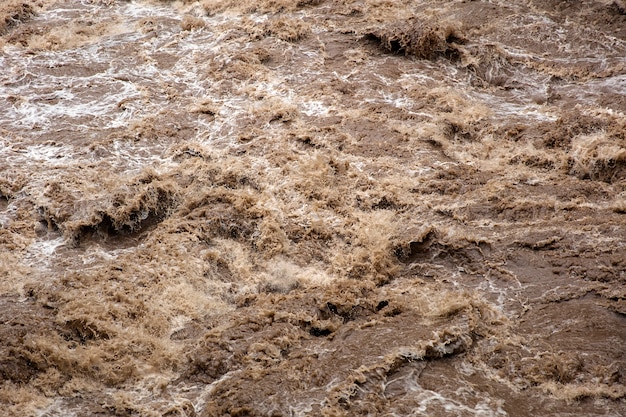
<box><xmin>0</xmin><ymin>0</ymin><xmax>625</xmax><ymax>415</ymax></box>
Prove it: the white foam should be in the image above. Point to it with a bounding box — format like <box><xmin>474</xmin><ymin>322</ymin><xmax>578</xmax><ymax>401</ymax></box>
<box><xmin>24</xmin><ymin>237</ymin><xmax>66</xmax><ymax>269</ymax></box>
<box><xmin>301</xmin><ymin>100</ymin><xmax>330</xmax><ymax>117</ymax></box>
<box><xmin>404</xmin><ymin>385</ymin><xmax>508</xmax><ymax>417</ymax></box>
<box><xmin>35</xmin><ymin>399</ymin><xmax>79</xmax><ymax>417</ymax></box>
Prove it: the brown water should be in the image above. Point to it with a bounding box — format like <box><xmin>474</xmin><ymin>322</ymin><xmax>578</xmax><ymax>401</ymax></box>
<box><xmin>1</xmin><ymin>0</ymin><xmax>625</xmax><ymax>415</ymax></box>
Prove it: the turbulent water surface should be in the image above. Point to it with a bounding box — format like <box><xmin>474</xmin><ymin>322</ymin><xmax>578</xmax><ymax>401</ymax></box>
<box><xmin>1</xmin><ymin>0</ymin><xmax>625</xmax><ymax>415</ymax></box>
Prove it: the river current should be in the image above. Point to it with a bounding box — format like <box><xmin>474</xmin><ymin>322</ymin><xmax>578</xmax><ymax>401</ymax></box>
<box><xmin>0</xmin><ymin>0</ymin><xmax>625</xmax><ymax>416</ymax></box>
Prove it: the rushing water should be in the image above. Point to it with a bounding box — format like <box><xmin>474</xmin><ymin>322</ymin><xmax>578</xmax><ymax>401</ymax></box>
<box><xmin>1</xmin><ymin>0</ymin><xmax>625</xmax><ymax>416</ymax></box>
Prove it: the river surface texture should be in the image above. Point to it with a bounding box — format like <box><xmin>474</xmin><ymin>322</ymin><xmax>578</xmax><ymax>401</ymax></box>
<box><xmin>1</xmin><ymin>0</ymin><xmax>625</xmax><ymax>416</ymax></box>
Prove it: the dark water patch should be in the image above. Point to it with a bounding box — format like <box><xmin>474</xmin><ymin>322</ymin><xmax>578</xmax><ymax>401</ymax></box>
<box><xmin>72</xmin><ymin>207</ymin><xmax>166</xmax><ymax>247</ymax></box>
<box><xmin>364</xmin><ymin>19</ymin><xmax>463</xmax><ymax>61</ymax></box>
<box><xmin>396</xmin><ymin>228</ymin><xmax>490</xmax><ymax>273</ymax></box>
<box><xmin>514</xmin><ymin>296</ymin><xmax>626</xmax><ymax>393</ymax></box>
<box><xmin>0</xmin><ymin>195</ymin><xmax>8</xmax><ymax>212</ymax></box>
<box><xmin>508</xmin><ymin>154</ymin><xmax>555</xmax><ymax>171</ymax></box>
<box><xmin>186</xmin><ymin>283</ymin><xmax>482</xmax><ymax>416</ymax></box>
<box><xmin>439</xmin><ymin>117</ymin><xmax>482</xmax><ymax>142</ymax></box>
<box><xmin>37</xmin><ymin>172</ymin><xmax>179</xmax><ymax>247</ymax></box>
<box><xmin>62</xmin><ymin>318</ymin><xmax>112</xmax><ymax>345</ymax></box>
<box><xmin>0</xmin><ymin>296</ymin><xmax>58</xmax><ymax>384</ymax></box>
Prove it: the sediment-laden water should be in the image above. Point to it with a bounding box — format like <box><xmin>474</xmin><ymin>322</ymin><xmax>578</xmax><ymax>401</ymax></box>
<box><xmin>1</xmin><ymin>0</ymin><xmax>625</xmax><ymax>415</ymax></box>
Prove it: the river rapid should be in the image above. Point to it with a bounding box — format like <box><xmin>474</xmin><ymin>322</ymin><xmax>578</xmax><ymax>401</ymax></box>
<box><xmin>1</xmin><ymin>0</ymin><xmax>625</xmax><ymax>416</ymax></box>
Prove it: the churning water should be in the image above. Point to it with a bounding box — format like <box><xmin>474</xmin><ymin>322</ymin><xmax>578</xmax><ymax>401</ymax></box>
<box><xmin>1</xmin><ymin>0</ymin><xmax>625</xmax><ymax>415</ymax></box>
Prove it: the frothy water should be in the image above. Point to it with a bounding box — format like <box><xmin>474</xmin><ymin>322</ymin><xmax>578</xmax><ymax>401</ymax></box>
<box><xmin>1</xmin><ymin>0</ymin><xmax>625</xmax><ymax>416</ymax></box>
